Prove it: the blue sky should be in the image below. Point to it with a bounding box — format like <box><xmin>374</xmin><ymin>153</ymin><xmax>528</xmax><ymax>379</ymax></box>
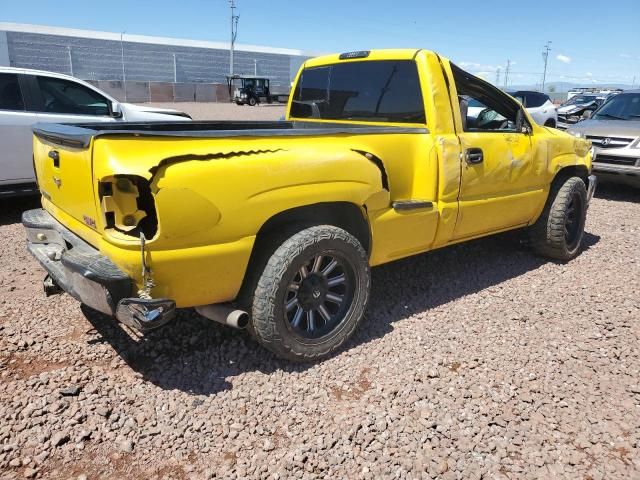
<box><xmin>2</xmin><ymin>0</ymin><xmax>639</xmax><ymax>87</ymax></box>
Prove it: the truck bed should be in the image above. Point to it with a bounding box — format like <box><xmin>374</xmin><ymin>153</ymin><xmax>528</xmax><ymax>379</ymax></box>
<box><xmin>33</xmin><ymin>121</ymin><xmax>428</xmax><ymax>148</ymax></box>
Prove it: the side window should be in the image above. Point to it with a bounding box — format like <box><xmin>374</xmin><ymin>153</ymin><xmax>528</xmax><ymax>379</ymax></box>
<box><xmin>36</xmin><ymin>76</ymin><xmax>110</xmax><ymax>116</ymax></box>
<box><xmin>451</xmin><ymin>64</ymin><xmax>521</xmax><ymax>133</ymax></box>
<box><xmin>0</xmin><ymin>73</ymin><xmax>25</xmax><ymax>111</ymax></box>
<box><xmin>525</xmin><ymin>93</ymin><xmax>548</xmax><ymax>108</ymax></box>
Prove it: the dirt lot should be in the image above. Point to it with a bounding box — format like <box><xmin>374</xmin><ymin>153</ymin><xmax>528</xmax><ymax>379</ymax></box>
<box><xmin>146</xmin><ymin>102</ymin><xmax>286</xmax><ymax>121</ymax></box>
<box><xmin>0</xmin><ymin>103</ymin><xmax>639</xmax><ymax>479</ymax></box>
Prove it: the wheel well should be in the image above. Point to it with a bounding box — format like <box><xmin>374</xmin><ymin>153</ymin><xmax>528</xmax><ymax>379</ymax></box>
<box><xmin>236</xmin><ymin>202</ymin><xmax>371</xmax><ymax>309</ymax></box>
<box><xmin>544</xmin><ymin>118</ymin><xmax>556</xmax><ymax>127</ymax></box>
<box><xmin>256</xmin><ymin>202</ymin><xmax>370</xmax><ymax>254</ymax></box>
<box><xmin>554</xmin><ymin>165</ymin><xmax>589</xmax><ymax>185</ymax></box>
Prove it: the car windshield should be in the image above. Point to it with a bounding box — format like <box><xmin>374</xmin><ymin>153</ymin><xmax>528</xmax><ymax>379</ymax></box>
<box><xmin>563</xmin><ymin>95</ymin><xmax>598</xmax><ymax>106</ymax></box>
<box><xmin>467</xmin><ymin>98</ymin><xmax>486</xmax><ymax>108</ymax></box>
<box><xmin>290</xmin><ymin>60</ymin><xmax>425</xmax><ymax>123</ymax></box>
<box><xmin>593</xmin><ymin>93</ymin><xmax>640</xmax><ymax>121</ymax></box>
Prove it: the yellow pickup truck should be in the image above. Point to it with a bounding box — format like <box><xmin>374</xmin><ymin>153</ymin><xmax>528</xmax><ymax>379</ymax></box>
<box><xmin>23</xmin><ymin>49</ymin><xmax>595</xmax><ymax>361</ymax></box>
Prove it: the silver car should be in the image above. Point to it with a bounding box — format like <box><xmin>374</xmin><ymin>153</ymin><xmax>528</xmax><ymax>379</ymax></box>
<box><xmin>568</xmin><ymin>90</ymin><xmax>640</xmax><ymax>187</ymax></box>
<box><xmin>0</xmin><ymin>67</ymin><xmax>191</xmax><ymax>197</ymax></box>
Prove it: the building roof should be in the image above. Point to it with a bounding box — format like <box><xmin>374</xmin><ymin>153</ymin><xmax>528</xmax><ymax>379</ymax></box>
<box><xmin>0</xmin><ymin>22</ymin><xmax>320</xmax><ymax>57</ymax></box>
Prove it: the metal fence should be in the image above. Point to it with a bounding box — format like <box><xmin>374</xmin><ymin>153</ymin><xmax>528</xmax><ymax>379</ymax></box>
<box><xmin>4</xmin><ymin>30</ymin><xmax>307</xmax><ymax>103</ymax></box>
<box><xmin>85</xmin><ymin>80</ymin><xmax>230</xmax><ymax>103</ymax></box>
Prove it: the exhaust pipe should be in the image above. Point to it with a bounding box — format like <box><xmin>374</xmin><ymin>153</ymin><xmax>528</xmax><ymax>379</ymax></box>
<box><xmin>195</xmin><ymin>303</ymin><xmax>249</xmax><ymax>329</ymax></box>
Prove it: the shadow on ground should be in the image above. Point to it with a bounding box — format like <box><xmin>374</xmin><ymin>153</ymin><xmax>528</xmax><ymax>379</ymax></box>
<box><xmin>82</xmin><ymin>230</ymin><xmax>600</xmax><ymax>396</ymax></box>
<box><xmin>595</xmin><ymin>182</ymin><xmax>639</xmax><ymax>202</ymax></box>
<box><xmin>0</xmin><ymin>195</ymin><xmax>40</xmax><ymax>227</ymax></box>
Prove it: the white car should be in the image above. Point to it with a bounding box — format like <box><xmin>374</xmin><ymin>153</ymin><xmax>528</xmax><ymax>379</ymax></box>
<box><xmin>508</xmin><ymin>91</ymin><xmax>558</xmax><ymax>128</ymax></box>
<box><xmin>0</xmin><ymin>67</ymin><xmax>191</xmax><ymax>196</ymax></box>
<box><xmin>466</xmin><ymin>91</ymin><xmax>558</xmax><ymax>128</ymax></box>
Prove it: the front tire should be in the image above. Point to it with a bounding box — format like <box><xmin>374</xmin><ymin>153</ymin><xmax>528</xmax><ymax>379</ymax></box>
<box><xmin>248</xmin><ymin>96</ymin><xmax>257</xmax><ymax>106</ymax></box>
<box><xmin>529</xmin><ymin>176</ymin><xmax>587</xmax><ymax>261</ymax></box>
<box><xmin>250</xmin><ymin>225</ymin><xmax>370</xmax><ymax>362</ymax></box>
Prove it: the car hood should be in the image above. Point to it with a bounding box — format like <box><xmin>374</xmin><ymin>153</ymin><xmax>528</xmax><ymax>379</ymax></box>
<box><xmin>567</xmin><ymin>119</ymin><xmax>640</xmax><ymax>137</ymax></box>
<box><xmin>121</xmin><ymin>103</ymin><xmax>191</xmax><ymax>118</ymax></box>
<box><xmin>557</xmin><ymin>103</ymin><xmax>596</xmax><ymax>114</ymax></box>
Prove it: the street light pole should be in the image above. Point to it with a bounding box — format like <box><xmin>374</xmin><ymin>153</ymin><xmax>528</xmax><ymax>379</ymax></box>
<box><xmin>542</xmin><ymin>41</ymin><xmax>552</xmax><ymax>92</ymax></box>
<box><xmin>120</xmin><ymin>31</ymin><xmax>127</xmax><ymax>101</ymax></box>
<box><xmin>229</xmin><ymin>0</ymin><xmax>239</xmax><ymax>76</ymax></box>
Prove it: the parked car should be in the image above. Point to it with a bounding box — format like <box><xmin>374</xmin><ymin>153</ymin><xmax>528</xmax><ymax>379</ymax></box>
<box><xmin>0</xmin><ymin>67</ymin><xmax>191</xmax><ymax>197</ymax></box>
<box><xmin>556</xmin><ymin>94</ymin><xmax>608</xmax><ymax>130</ymax></box>
<box><xmin>23</xmin><ymin>49</ymin><xmax>594</xmax><ymax>362</ymax></box>
<box><xmin>568</xmin><ymin>89</ymin><xmax>640</xmax><ymax>187</ymax></box>
<box><xmin>507</xmin><ymin>91</ymin><xmax>558</xmax><ymax>127</ymax></box>
<box><xmin>466</xmin><ymin>91</ymin><xmax>557</xmax><ymax>127</ymax></box>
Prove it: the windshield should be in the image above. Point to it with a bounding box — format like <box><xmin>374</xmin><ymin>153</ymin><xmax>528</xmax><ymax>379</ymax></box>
<box><xmin>289</xmin><ymin>60</ymin><xmax>425</xmax><ymax>123</ymax></box>
<box><xmin>563</xmin><ymin>95</ymin><xmax>598</xmax><ymax>106</ymax></box>
<box><xmin>467</xmin><ymin>98</ymin><xmax>485</xmax><ymax>108</ymax></box>
<box><xmin>593</xmin><ymin>93</ymin><xmax>640</xmax><ymax>121</ymax></box>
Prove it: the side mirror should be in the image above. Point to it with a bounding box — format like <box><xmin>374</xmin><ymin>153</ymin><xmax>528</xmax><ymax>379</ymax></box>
<box><xmin>110</xmin><ymin>101</ymin><xmax>123</xmax><ymax>119</ymax></box>
<box><xmin>516</xmin><ymin>108</ymin><xmax>531</xmax><ymax>134</ymax></box>
<box><xmin>582</xmin><ymin>110</ymin><xmax>592</xmax><ymax>119</ymax></box>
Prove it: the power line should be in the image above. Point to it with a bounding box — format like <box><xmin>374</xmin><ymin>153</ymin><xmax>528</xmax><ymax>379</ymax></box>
<box><xmin>541</xmin><ymin>40</ymin><xmax>552</xmax><ymax>92</ymax></box>
<box><xmin>503</xmin><ymin>60</ymin><xmax>510</xmax><ymax>88</ymax></box>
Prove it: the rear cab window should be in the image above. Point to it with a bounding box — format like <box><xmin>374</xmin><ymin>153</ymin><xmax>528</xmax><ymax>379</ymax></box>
<box><xmin>0</xmin><ymin>73</ymin><xmax>25</xmax><ymax>111</ymax></box>
<box><xmin>289</xmin><ymin>60</ymin><xmax>425</xmax><ymax>124</ymax></box>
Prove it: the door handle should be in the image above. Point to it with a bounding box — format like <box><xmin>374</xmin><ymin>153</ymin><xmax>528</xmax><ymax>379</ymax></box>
<box><xmin>465</xmin><ymin>148</ymin><xmax>484</xmax><ymax>165</ymax></box>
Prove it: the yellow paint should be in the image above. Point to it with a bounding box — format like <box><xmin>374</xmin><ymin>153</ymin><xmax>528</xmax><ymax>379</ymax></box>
<box><xmin>32</xmin><ymin>49</ymin><xmax>592</xmax><ymax>308</ymax></box>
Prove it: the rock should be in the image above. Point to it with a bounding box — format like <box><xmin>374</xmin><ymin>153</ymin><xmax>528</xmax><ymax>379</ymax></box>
<box><xmin>59</xmin><ymin>386</ymin><xmax>81</xmax><ymax>397</ymax></box>
<box><xmin>263</xmin><ymin>440</ymin><xmax>275</xmax><ymax>452</ymax></box>
<box><xmin>23</xmin><ymin>468</ymin><xmax>38</xmax><ymax>478</ymax></box>
<box><xmin>51</xmin><ymin>432</ymin><xmax>70</xmax><ymax>447</ymax></box>
<box><xmin>119</xmin><ymin>439</ymin><xmax>134</xmax><ymax>453</ymax></box>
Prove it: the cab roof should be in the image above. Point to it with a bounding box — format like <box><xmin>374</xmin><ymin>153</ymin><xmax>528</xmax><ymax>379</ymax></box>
<box><xmin>303</xmin><ymin>49</ymin><xmax>434</xmax><ymax>68</ymax></box>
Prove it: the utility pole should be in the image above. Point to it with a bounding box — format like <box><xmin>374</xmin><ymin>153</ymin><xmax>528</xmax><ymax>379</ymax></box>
<box><xmin>67</xmin><ymin>46</ymin><xmax>73</xmax><ymax>76</ymax></box>
<box><xmin>541</xmin><ymin>40</ymin><xmax>552</xmax><ymax>92</ymax></box>
<box><xmin>504</xmin><ymin>60</ymin><xmax>510</xmax><ymax>88</ymax></box>
<box><xmin>229</xmin><ymin>0</ymin><xmax>239</xmax><ymax>76</ymax></box>
<box><xmin>495</xmin><ymin>67</ymin><xmax>501</xmax><ymax>86</ymax></box>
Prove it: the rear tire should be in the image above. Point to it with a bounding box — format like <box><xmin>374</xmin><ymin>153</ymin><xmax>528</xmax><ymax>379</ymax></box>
<box><xmin>250</xmin><ymin>225</ymin><xmax>370</xmax><ymax>362</ymax></box>
<box><xmin>529</xmin><ymin>176</ymin><xmax>587</xmax><ymax>261</ymax></box>
<box><xmin>248</xmin><ymin>96</ymin><xmax>257</xmax><ymax>106</ymax></box>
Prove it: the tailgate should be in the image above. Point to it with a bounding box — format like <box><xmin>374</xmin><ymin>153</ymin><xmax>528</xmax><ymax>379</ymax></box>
<box><xmin>33</xmin><ymin>130</ymin><xmax>99</xmax><ymax>233</ymax></box>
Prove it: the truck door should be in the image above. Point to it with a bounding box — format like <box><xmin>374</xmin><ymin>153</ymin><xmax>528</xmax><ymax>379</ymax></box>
<box><xmin>448</xmin><ymin>64</ymin><xmax>544</xmax><ymax>240</ymax></box>
<box><xmin>0</xmin><ymin>72</ymin><xmax>34</xmax><ymax>184</ymax></box>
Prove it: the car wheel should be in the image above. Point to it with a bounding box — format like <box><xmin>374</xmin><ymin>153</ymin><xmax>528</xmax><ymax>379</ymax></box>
<box><xmin>235</xmin><ymin>101</ymin><xmax>243</xmax><ymax>106</ymax></box>
<box><xmin>529</xmin><ymin>176</ymin><xmax>587</xmax><ymax>261</ymax></box>
<box><xmin>248</xmin><ymin>96</ymin><xmax>257</xmax><ymax>106</ymax></box>
<box><xmin>250</xmin><ymin>225</ymin><xmax>370</xmax><ymax>362</ymax></box>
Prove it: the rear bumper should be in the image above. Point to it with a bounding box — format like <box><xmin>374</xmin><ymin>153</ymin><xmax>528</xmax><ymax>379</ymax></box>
<box><xmin>22</xmin><ymin>208</ymin><xmax>175</xmax><ymax>330</ymax></box>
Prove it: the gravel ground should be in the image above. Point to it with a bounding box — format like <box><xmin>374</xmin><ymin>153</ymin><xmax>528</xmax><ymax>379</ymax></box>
<box><xmin>145</xmin><ymin>102</ymin><xmax>286</xmax><ymax>121</ymax></box>
<box><xmin>0</xmin><ymin>107</ymin><xmax>639</xmax><ymax>479</ymax></box>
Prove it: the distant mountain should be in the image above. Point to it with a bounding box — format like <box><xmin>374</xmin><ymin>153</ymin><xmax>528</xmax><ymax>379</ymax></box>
<box><xmin>505</xmin><ymin>81</ymin><xmax>635</xmax><ymax>93</ymax></box>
